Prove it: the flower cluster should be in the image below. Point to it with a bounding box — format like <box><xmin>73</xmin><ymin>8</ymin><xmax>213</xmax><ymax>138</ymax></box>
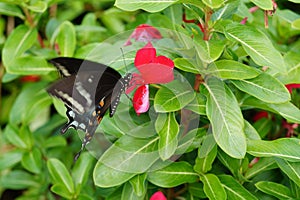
<box><xmin>126</xmin><ymin>25</ymin><xmax>174</xmax><ymax>115</ymax></box>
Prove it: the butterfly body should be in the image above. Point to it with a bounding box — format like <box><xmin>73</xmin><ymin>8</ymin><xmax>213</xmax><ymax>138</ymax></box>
<box><xmin>47</xmin><ymin>57</ymin><xmax>132</xmax><ymax>159</ymax></box>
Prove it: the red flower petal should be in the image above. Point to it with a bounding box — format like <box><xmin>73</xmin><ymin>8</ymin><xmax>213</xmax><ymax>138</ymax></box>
<box><xmin>137</xmin><ymin>63</ymin><xmax>174</xmax><ymax>84</ymax></box>
<box><xmin>134</xmin><ymin>42</ymin><xmax>156</xmax><ymax>66</ymax></box>
<box><xmin>125</xmin><ymin>24</ymin><xmax>162</xmax><ymax>46</ymax></box>
<box><xmin>153</xmin><ymin>55</ymin><xmax>174</xmax><ymax>68</ymax></box>
<box><xmin>150</xmin><ymin>191</ymin><xmax>167</xmax><ymax>200</ymax></box>
<box><xmin>133</xmin><ymin>85</ymin><xmax>149</xmax><ymax>115</ymax></box>
<box><xmin>285</xmin><ymin>83</ymin><xmax>300</xmax><ymax>93</ymax></box>
<box><xmin>253</xmin><ymin>111</ymin><xmax>268</xmax><ymax>122</ymax></box>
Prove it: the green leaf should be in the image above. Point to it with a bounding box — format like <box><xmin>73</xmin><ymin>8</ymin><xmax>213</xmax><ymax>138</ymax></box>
<box><xmin>121</xmin><ymin>182</ymin><xmax>143</xmax><ymax>200</ymax></box>
<box><xmin>51</xmin><ymin>184</ymin><xmax>73</xmax><ymax>199</ymax></box>
<box><xmin>275</xmin><ymin>158</ymin><xmax>300</xmax><ymax>187</ymax></box>
<box><xmin>10</xmin><ymin>82</ymin><xmax>51</xmax><ymax>124</ymax></box>
<box><xmin>247</xmin><ymin>138</ymin><xmax>300</xmax><ymax>162</ymax></box>
<box><xmin>205</xmin><ymin>77</ymin><xmax>246</xmax><ymax>159</ymax></box>
<box><xmin>207</xmin><ymin>60</ymin><xmax>260</xmax><ymax>80</ymax></box>
<box><xmin>232</xmin><ymin>73</ymin><xmax>290</xmax><ymax>104</ymax></box>
<box><xmin>155</xmin><ymin>113</ymin><xmax>179</xmax><ymax>160</ymax></box>
<box><xmin>0</xmin><ymin>3</ymin><xmax>24</xmax><ymax>19</ymax></box>
<box><xmin>219</xmin><ymin>175</ymin><xmax>258</xmax><ymax>200</ymax></box>
<box><xmin>129</xmin><ymin>174</ymin><xmax>147</xmax><ymax>197</ymax></box>
<box><xmin>250</xmin><ymin>0</ymin><xmax>273</xmax><ymax>10</ymax></box>
<box><xmin>47</xmin><ymin>158</ymin><xmax>75</xmax><ymax>194</ymax></box>
<box><xmin>292</xmin><ymin>18</ymin><xmax>300</xmax><ymax>30</ymax></box>
<box><xmin>244</xmin><ymin>157</ymin><xmax>277</xmax><ymax>179</ymax></box>
<box><xmin>21</xmin><ymin>147</ymin><xmax>42</xmax><ymax>174</ymax></box>
<box><xmin>217</xmin><ymin>150</ymin><xmax>241</xmax><ymax>178</ymax></box>
<box><xmin>242</xmin><ymin>96</ymin><xmax>300</xmax><ymax>123</ymax></box>
<box><xmin>0</xmin><ymin>170</ymin><xmax>39</xmax><ymax>189</ymax></box>
<box><xmin>154</xmin><ymin>79</ymin><xmax>195</xmax><ymax>112</ymax></box>
<box><xmin>56</xmin><ymin>21</ymin><xmax>76</xmax><ymax>57</ymax></box>
<box><xmin>255</xmin><ymin>181</ymin><xmax>293</xmax><ymax>199</ymax></box>
<box><xmin>93</xmin><ymin>162</ymin><xmax>136</xmax><ymax>188</ymax></box>
<box><xmin>4</xmin><ymin>124</ymin><xmax>27</xmax><ymax>149</ymax></box>
<box><xmin>194</xmin><ymin>36</ymin><xmax>226</xmax><ymax>63</ymax></box>
<box><xmin>201</xmin><ymin>173</ymin><xmax>227</xmax><ymax>200</ymax></box>
<box><xmin>202</xmin><ymin>0</ymin><xmax>223</xmax><ymax>8</ymax></box>
<box><xmin>148</xmin><ymin>162</ymin><xmax>198</xmax><ymax>187</ymax></box>
<box><xmin>194</xmin><ymin>135</ymin><xmax>217</xmax><ymax>173</ymax></box>
<box><xmin>2</xmin><ymin>25</ymin><xmax>37</xmax><ymax>67</ymax></box>
<box><xmin>244</xmin><ymin>120</ymin><xmax>261</xmax><ymax>140</ymax></box>
<box><xmin>185</xmin><ymin>93</ymin><xmax>206</xmax><ymax>115</ymax></box>
<box><xmin>0</xmin><ymin>150</ymin><xmax>23</xmax><ymax>170</ymax></box>
<box><xmin>115</xmin><ymin>0</ymin><xmax>178</xmax><ymax>12</ymax></box>
<box><xmin>225</xmin><ymin>23</ymin><xmax>286</xmax><ymax>73</ymax></box>
<box><xmin>174</xmin><ymin>58</ymin><xmax>200</xmax><ymax>74</ymax></box>
<box><xmin>25</xmin><ymin>1</ymin><xmax>47</xmax><ymax>13</ymax></box>
<box><xmin>44</xmin><ymin>136</ymin><xmax>67</xmax><ymax>149</ymax></box>
<box><xmin>72</xmin><ymin>152</ymin><xmax>94</xmax><ymax>188</ymax></box>
<box><xmin>99</xmin><ymin>135</ymin><xmax>159</xmax><ymax>173</ymax></box>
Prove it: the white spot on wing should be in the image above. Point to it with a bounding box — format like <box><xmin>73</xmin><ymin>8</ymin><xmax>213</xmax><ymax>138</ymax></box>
<box><xmin>54</xmin><ymin>89</ymin><xmax>84</xmax><ymax>113</ymax></box>
<box><xmin>75</xmin><ymin>82</ymin><xmax>93</xmax><ymax>107</ymax></box>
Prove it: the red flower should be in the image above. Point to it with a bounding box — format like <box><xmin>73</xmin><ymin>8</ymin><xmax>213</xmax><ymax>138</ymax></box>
<box><xmin>128</xmin><ymin>42</ymin><xmax>174</xmax><ymax>115</ymax></box>
<box><xmin>20</xmin><ymin>75</ymin><xmax>40</xmax><ymax>82</ymax></box>
<box><xmin>285</xmin><ymin>83</ymin><xmax>300</xmax><ymax>93</ymax></box>
<box><xmin>253</xmin><ymin>111</ymin><xmax>268</xmax><ymax>122</ymax></box>
<box><xmin>150</xmin><ymin>191</ymin><xmax>167</xmax><ymax>200</ymax></box>
<box><xmin>125</xmin><ymin>24</ymin><xmax>162</xmax><ymax>46</ymax></box>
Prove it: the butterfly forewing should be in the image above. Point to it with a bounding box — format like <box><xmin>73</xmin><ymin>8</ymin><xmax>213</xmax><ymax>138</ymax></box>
<box><xmin>47</xmin><ymin>57</ymin><xmax>132</xmax><ymax>160</ymax></box>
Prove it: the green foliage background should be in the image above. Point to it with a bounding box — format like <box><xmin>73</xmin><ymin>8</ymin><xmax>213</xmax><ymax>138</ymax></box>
<box><xmin>0</xmin><ymin>0</ymin><xmax>300</xmax><ymax>199</ymax></box>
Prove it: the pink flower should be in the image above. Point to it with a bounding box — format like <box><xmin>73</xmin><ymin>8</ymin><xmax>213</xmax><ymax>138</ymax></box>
<box><xmin>125</xmin><ymin>24</ymin><xmax>162</xmax><ymax>46</ymax></box>
<box><xmin>128</xmin><ymin>42</ymin><xmax>174</xmax><ymax>115</ymax></box>
<box><xmin>150</xmin><ymin>191</ymin><xmax>167</xmax><ymax>200</ymax></box>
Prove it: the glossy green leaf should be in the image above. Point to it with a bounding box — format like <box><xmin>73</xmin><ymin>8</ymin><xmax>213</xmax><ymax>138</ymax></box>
<box><xmin>255</xmin><ymin>181</ymin><xmax>293</xmax><ymax>199</ymax></box>
<box><xmin>205</xmin><ymin>77</ymin><xmax>246</xmax><ymax>158</ymax></box>
<box><xmin>194</xmin><ymin>135</ymin><xmax>217</xmax><ymax>173</ymax></box>
<box><xmin>0</xmin><ymin>3</ymin><xmax>24</xmax><ymax>18</ymax></box>
<box><xmin>275</xmin><ymin>158</ymin><xmax>300</xmax><ymax>187</ymax></box>
<box><xmin>0</xmin><ymin>150</ymin><xmax>23</xmax><ymax>170</ymax></box>
<box><xmin>292</xmin><ymin>18</ymin><xmax>300</xmax><ymax>30</ymax></box>
<box><xmin>242</xmin><ymin>96</ymin><xmax>300</xmax><ymax>123</ymax></box>
<box><xmin>201</xmin><ymin>173</ymin><xmax>227</xmax><ymax>200</ymax></box>
<box><xmin>185</xmin><ymin>93</ymin><xmax>206</xmax><ymax>115</ymax></box>
<box><xmin>148</xmin><ymin>162</ymin><xmax>198</xmax><ymax>187</ymax></box>
<box><xmin>93</xmin><ymin>162</ymin><xmax>136</xmax><ymax>188</ymax></box>
<box><xmin>2</xmin><ymin>25</ymin><xmax>36</xmax><ymax>62</ymax></box>
<box><xmin>154</xmin><ymin>79</ymin><xmax>195</xmax><ymax>112</ymax></box>
<box><xmin>56</xmin><ymin>21</ymin><xmax>76</xmax><ymax>57</ymax></box>
<box><xmin>25</xmin><ymin>1</ymin><xmax>47</xmax><ymax>12</ymax></box>
<box><xmin>4</xmin><ymin>124</ymin><xmax>27</xmax><ymax>149</ymax></box>
<box><xmin>219</xmin><ymin>175</ymin><xmax>258</xmax><ymax>200</ymax></box>
<box><xmin>247</xmin><ymin>138</ymin><xmax>300</xmax><ymax>162</ymax></box>
<box><xmin>0</xmin><ymin>170</ymin><xmax>39</xmax><ymax>189</ymax></box>
<box><xmin>188</xmin><ymin>182</ymin><xmax>207</xmax><ymax>198</ymax></box>
<box><xmin>232</xmin><ymin>73</ymin><xmax>290</xmax><ymax>104</ymax></box>
<box><xmin>129</xmin><ymin>174</ymin><xmax>147</xmax><ymax>197</ymax></box>
<box><xmin>10</xmin><ymin>82</ymin><xmax>51</xmax><ymax>124</ymax></box>
<box><xmin>207</xmin><ymin>60</ymin><xmax>260</xmax><ymax>80</ymax></box>
<box><xmin>47</xmin><ymin>158</ymin><xmax>75</xmax><ymax>194</ymax></box>
<box><xmin>202</xmin><ymin>0</ymin><xmax>223</xmax><ymax>8</ymax></box>
<box><xmin>194</xmin><ymin>36</ymin><xmax>226</xmax><ymax>63</ymax></box>
<box><xmin>121</xmin><ymin>182</ymin><xmax>143</xmax><ymax>200</ymax></box>
<box><xmin>155</xmin><ymin>113</ymin><xmax>179</xmax><ymax>160</ymax></box>
<box><xmin>115</xmin><ymin>0</ymin><xmax>178</xmax><ymax>12</ymax></box>
<box><xmin>250</xmin><ymin>0</ymin><xmax>273</xmax><ymax>10</ymax></box>
<box><xmin>174</xmin><ymin>58</ymin><xmax>200</xmax><ymax>74</ymax></box>
<box><xmin>44</xmin><ymin>136</ymin><xmax>67</xmax><ymax>148</ymax></box>
<box><xmin>51</xmin><ymin>184</ymin><xmax>73</xmax><ymax>199</ymax></box>
<box><xmin>244</xmin><ymin>157</ymin><xmax>277</xmax><ymax>179</ymax></box>
<box><xmin>72</xmin><ymin>152</ymin><xmax>94</xmax><ymax>187</ymax></box>
<box><xmin>217</xmin><ymin>150</ymin><xmax>241</xmax><ymax>178</ymax></box>
<box><xmin>244</xmin><ymin>120</ymin><xmax>261</xmax><ymax>140</ymax></box>
<box><xmin>99</xmin><ymin>135</ymin><xmax>159</xmax><ymax>173</ymax></box>
<box><xmin>225</xmin><ymin>23</ymin><xmax>286</xmax><ymax>73</ymax></box>
<box><xmin>21</xmin><ymin>147</ymin><xmax>42</xmax><ymax>174</ymax></box>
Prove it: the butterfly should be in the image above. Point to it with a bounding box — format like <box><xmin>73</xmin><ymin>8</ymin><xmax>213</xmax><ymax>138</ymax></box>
<box><xmin>47</xmin><ymin>57</ymin><xmax>132</xmax><ymax>160</ymax></box>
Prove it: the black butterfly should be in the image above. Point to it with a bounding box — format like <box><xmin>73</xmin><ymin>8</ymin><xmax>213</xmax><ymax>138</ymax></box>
<box><xmin>47</xmin><ymin>57</ymin><xmax>132</xmax><ymax>160</ymax></box>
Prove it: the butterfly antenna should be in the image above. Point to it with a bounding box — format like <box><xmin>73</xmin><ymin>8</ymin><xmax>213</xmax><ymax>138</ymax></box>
<box><xmin>120</xmin><ymin>47</ymin><xmax>129</xmax><ymax>73</ymax></box>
